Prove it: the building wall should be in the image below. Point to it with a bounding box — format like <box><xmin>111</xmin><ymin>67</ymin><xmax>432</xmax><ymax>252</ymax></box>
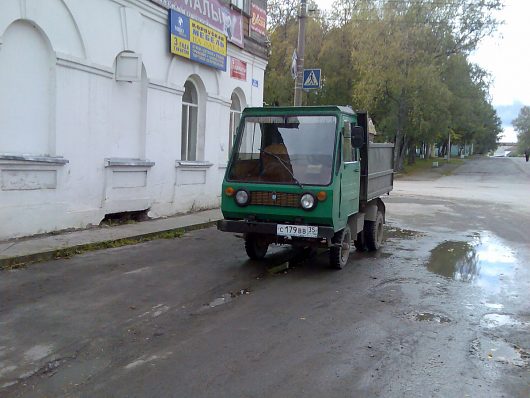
<box><xmin>0</xmin><ymin>0</ymin><xmax>267</xmax><ymax>239</ymax></box>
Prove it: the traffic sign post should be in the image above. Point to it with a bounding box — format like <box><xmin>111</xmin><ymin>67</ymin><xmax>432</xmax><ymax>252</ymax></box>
<box><xmin>302</xmin><ymin>69</ymin><xmax>321</xmax><ymax>89</ymax></box>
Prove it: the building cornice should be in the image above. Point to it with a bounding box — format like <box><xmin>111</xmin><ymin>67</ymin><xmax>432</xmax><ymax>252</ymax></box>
<box><xmin>56</xmin><ymin>54</ymin><xmax>114</xmax><ymax>79</ymax></box>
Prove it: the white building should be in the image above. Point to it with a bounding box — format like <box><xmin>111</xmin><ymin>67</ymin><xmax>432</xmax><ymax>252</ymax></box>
<box><xmin>0</xmin><ymin>0</ymin><xmax>268</xmax><ymax>240</ymax></box>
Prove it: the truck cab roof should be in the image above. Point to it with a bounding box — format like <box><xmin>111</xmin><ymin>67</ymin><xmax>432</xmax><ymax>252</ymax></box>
<box><xmin>243</xmin><ymin>105</ymin><xmax>358</xmax><ymax>117</ymax></box>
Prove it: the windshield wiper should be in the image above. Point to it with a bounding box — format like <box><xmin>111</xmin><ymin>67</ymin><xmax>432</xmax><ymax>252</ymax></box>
<box><xmin>260</xmin><ymin>148</ymin><xmax>304</xmax><ymax>190</ymax></box>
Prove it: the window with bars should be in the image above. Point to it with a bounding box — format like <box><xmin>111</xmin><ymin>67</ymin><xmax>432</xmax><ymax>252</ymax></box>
<box><xmin>181</xmin><ymin>80</ymin><xmax>198</xmax><ymax>161</ymax></box>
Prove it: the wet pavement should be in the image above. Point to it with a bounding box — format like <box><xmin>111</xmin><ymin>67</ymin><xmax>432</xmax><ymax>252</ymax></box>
<box><xmin>1</xmin><ymin>156</ymin><xmax>529</xmax><ymax>397</ymax></box>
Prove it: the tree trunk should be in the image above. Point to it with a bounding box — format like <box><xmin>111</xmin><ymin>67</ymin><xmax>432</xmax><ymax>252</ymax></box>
<box><xmin>407</xmin><ymin>139</ymin><xmax>416</xmax><ymax>165</ymax></box>
<box><xmin>439</xmin><ymin>140</ymin><xmax>447</xmax><ymax>158</ymax></box>
<box><xmin>393</xmin><ymin>97</ymin><xmax>407</xmax><ymax>171</ymax></box>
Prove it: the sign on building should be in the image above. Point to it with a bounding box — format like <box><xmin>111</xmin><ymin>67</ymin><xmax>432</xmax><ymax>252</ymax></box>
<box><xmin>230</xmin><ymin>57</ymin><xmax>247</xmax><ymax>81</ymax></box>
<box><xmin>170</xmin><ymin>10</ymin><xmax>227</xmax><ymax>71</ymax></box>
<box><xmin>152</xmin><ymin>0</ymin><xmax>244</xmax><ymax>48</ymax></box>
<box><xmin>250</xmin><ymin>3</ymin><xmax>267</xmax><ymax>37</ymax></box>
<box><xmin>302</xmin><ymin>69</ymin><xmax>321</xmax><ymax>89</ymax></box>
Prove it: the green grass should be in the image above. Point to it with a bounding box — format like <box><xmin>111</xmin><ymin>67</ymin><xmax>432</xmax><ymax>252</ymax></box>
<box><xmin>400</xmin><ymin>157</ymin><xmax>464</xmax><ymax>176</ymax></box>
<box><xmin>52</xmin><ymin>229</ymin><xmax>185</xmax><ymax>260</ymax></box>
<box><xmin>2</xmin><ymin>229</ymin><xmax>186</xmax><ymax>270</ymax></box>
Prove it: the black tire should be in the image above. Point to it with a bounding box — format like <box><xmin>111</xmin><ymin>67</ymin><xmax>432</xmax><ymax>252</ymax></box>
<box><xmin>329</xmin><ymin>225</ymin><xmax>352</xmax><ymax>269</ymax></box>
<box><xmin>244</xmin><ymin>234</ymin><xmax>269</xmax><ymax>260</ymax></box>
<box><xmin>365</xmin><ymin>210</ymin><xmax>384</xmax><ymax>251</ymax></box>
<box><xmin>354</xmin><ymin>231</ymin><xmax>366</xmax><ymax>252</ymax></box>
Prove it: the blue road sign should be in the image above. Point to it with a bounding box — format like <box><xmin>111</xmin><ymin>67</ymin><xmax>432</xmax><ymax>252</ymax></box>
<box><xmin>302</xmin><ymin>69</ymin><xmax>321</xmax><ymax>89</ymax></box>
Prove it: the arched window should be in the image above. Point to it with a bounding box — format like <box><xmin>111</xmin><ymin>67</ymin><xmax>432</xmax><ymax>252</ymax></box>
<box><xmin>229</xmin><ymin>92</ymin><xmax>242</xmax><ymax>155</ymax></box>
<box><xmin>0</xmin><ymin>21</ymin><xmax>53</xmax><ymax>155</ymax></box>
<box><xmin>181</xmin><ymin>81</ymin><xmax>198</xmax><ymax>161</ymax></box>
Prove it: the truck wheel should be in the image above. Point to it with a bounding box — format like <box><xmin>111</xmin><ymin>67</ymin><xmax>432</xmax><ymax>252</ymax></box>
<box><xmin>365</xmin><ymin>211</ymin><xmax>384</xmax><ymax>251</ymax></box>
<box><xmin>329</xmin><ymin>225</ymin><xmax>352</xmax><ymax>269</ymax></box>
<box><xmin>244</xmin><ymin>234</ymin><xmax>269</xmax><ymax>260</ymax></box>
<box><xmin>354</xmin><ymin>231</ymin><xmax>366</xmax><ymax>252</ymax></box>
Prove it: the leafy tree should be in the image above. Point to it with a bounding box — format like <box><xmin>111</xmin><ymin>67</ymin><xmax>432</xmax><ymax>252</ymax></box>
<box><xmin>513</xmin><ymin>106</ymin><xmax>530</xmax><ymax>152</ymax></box>
<box><xmin>264</xmin><ymin>0</ymin><xmax>504</xmax><ymax>170</ymax></box>
<box><xmin>265</xmin><ymin>1</ymin><xmax>325</xmax><ymax>106</ymax></box>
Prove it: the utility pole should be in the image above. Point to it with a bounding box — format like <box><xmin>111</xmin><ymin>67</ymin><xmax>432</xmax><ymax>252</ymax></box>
<box><xmin>293</xmin><ymin>0</ymin><xmax>307</xmax><ymax>106</ymax></box>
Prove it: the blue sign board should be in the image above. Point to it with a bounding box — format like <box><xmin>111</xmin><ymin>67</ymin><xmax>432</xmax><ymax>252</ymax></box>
<box><xmin>302</xmin><ymin>69</ymin><xmax>321</xmax><ymax>89</ymax></box>
<box><xmin>252</xmin><ymin>78</ymin><xmax>259</xmax><ymax>88</ymax></box>
<box><xmin>169</xmin><ymin>10</ymin><xmax>227</xmax><ymax>71</ymax></box>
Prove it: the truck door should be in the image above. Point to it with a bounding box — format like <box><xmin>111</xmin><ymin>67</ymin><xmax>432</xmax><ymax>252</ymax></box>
<box><xmin>339</xmin><ymin>120</ymin><xmax>361</xmax><ymax>220</ymax></box>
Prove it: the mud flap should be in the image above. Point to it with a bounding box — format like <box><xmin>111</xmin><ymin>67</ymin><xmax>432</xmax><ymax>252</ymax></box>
<box><xmin>348</xmin><ymin>213</ymin><xmax>365</xmax><ymax>234</ymax></box>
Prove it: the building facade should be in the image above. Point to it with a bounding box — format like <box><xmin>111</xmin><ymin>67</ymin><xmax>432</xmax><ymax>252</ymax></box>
<box><xmin>0</xmin><ymin>0</ymin><xmax>268</xmax><ymax>240</ymax></box>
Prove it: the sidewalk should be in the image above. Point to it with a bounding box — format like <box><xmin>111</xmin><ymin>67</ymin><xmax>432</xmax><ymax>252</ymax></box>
<box><xmin>0</xmin><ymin>208</ymin><xmax>222</xmax><ymax>269</ymax></box>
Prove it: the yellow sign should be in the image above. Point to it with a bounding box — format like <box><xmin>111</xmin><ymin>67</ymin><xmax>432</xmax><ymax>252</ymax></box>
<box><xmin>170</xmin><ymin>10</ymin><xmax>227</xmax><ymax>71</ymax></box>
<box><xmin>190</xmin><ymin>20</ymin><xmax>226</xmax><ymax>56</ymax></box>
<box><xmin>171</xmin><ymin>35</ymin><xmax>190</xmax><ymax>59</ymax></box>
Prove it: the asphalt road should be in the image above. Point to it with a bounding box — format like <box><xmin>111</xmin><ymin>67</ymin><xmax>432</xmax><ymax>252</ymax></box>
<box><xmin>1</xmin><ymin>156</ymin><xmax>529</xmax><ymax>397</ymax></box>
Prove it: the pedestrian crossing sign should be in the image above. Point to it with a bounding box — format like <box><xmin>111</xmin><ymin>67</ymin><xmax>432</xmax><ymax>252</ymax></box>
<box><xmin>302</xmin><ymin>69</ymin><xmax>321</xmax><ymax>89</ymax></box>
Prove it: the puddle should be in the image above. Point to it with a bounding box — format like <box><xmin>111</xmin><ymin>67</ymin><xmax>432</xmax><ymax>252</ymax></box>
<box><xmin>426</xmin><ymin>232</ymin><xmax>517</xmax><ymax>292</ymax></box>
<box><xmin>408</xmin><ymin>312</ymin><xmax>451</xmax><ymax>323</ymax></box>
<box><xmin>23</xmin><ymin>344</ymin><xmax>53</xmax><ymax>362</ymax></box>
<box><xmin>480</xmin><ymin>313</ymin><xmax>524</xmax><ymax>329</ymax></box>
<box><xmin>386</xmin><ymin>227</ymin><xmax>423</xmax><ymax>240</ymax></box>
<box><xmin>205</xmin><ymin>289</ymin><xmax>250</xmax><ymax>308</ymax></box>
<box><xmin>415</xmin><ymin>312</ymin><xmax>451</xmax><ymax>323</ymax></box>
<box><xmin>484</xmin><ymin>303</ymin><xmax>504</xmax><ymax>310</ymax></box>
<box><xmin>472</xmin><ymin>337</ymin><xmax>529</xmax><ymax>367</ymax></box>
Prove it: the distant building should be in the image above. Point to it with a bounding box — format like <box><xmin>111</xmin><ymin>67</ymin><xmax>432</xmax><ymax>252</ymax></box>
<box><xmin>0</xmin><ymin>0</ymin><xmax>268</xmax><ymax>239</ymax></box>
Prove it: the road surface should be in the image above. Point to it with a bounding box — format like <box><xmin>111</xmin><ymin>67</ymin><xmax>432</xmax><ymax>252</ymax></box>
<box><xmin>1</xmin><ymin>156</ymin><xmax>529</xmax><ymax>397</ymax></box>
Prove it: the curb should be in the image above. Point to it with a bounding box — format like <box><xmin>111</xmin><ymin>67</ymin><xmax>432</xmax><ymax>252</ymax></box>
<box><xmin>0</xmin><ymin>220</ymin><xmax>218</xmax><ymax>270</ymax></box>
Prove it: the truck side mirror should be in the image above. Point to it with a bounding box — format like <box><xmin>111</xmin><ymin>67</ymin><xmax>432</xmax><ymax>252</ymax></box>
<box><xmin>351</xmin><ymin>125</ymin><xmax>364</xmax><ymax>148</ymax></box>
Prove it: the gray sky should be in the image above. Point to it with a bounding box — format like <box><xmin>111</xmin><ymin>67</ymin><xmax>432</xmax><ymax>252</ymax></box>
<box><xmin>469</xmin><ymin>0</ymin><xmax>529</xmax><ymax>142</ymax></box>
<box><xmin>314</xmin><ymin>0</ymin><xmax>529</xmax><ymax>142</ymax></box>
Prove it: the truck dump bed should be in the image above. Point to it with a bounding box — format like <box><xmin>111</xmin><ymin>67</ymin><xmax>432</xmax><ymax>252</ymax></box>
<box><xmin>357</xmin><ymin>112</ymin><xmax>394</xmax><ymax>202</ymax></box>
<box><xmin>363</xmin><ymin>143</ymin><xmax>394</xmax><ymax>201</ymax></box>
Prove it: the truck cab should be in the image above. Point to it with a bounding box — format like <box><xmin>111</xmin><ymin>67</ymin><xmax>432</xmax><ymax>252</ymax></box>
<box><xmin>217</xmin><ymin>106</ymin><xmax>394</xmax><ymax>269</ymax></box>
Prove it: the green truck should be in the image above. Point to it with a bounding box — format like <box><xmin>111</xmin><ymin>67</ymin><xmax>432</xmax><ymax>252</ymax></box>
<box><xmin>217</xmin><ymin>106</ymin><xmax>394</xmax><ymax>269</ymax></box>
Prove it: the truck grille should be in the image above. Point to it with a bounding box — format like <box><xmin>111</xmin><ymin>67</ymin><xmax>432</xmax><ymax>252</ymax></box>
<box><xmin>250</xmin><ymin>191</ymin><xmax>300</xmax><ymax>208</ymax></box>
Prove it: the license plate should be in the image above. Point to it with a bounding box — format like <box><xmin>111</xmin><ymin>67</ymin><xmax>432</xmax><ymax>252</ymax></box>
<box><xmin>277</xmin><ymin>224</ymin><xmax>318</xmax><ymax>238</ymax></box>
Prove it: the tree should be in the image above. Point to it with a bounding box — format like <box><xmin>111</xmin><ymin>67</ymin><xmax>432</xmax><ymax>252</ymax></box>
<box><xmin>264</xmin><ymin>3</ymin><xmax>325</xmax><ymax>106</ymax></box>
<box><xmin>264</xmin><ymin>0</ymin><xmax>504</xmax><ymax>169</ymax></box>
<box><xmin>347</xmin><ymin>0</ymin><xmax>502</xmax><ymax>169</ymax></box>
<box><xmin>513</xmin><ymin>106</ymin><xmax>530</xmax><ymax>152</ymax></box>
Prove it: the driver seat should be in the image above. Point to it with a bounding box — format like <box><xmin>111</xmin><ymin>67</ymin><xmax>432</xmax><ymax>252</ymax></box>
<box><xmin>261</xmin><ymin>143</ymin><xmax>293</xmax><ymax>182</ymax></box>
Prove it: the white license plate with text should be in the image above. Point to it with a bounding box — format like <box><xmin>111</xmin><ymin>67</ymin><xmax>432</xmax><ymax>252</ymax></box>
<box><xmin>277</xmin><ymin>224</ymin><xmax>318</xmax><ymax>238</ymax></box>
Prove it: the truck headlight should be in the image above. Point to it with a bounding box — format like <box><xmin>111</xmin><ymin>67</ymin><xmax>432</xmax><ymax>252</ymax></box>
<box><xmin>235</xmin><ymin>189</ymin><xmax>250</xmax><ymax>206</ymax></box>
<box><xmin>300</xmin><ymin>193</ymin><xmax>316</xmax><ymax>210</ymax></box>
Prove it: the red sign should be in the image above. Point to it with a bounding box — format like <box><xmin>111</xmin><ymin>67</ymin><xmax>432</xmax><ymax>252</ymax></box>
<box><xmin>250</xmin><ymin>3</ymin><xmax>266</xmax><ymax>36</ymax></box>
<box><xmin>230</xmin><ymin>57</ymin><xmax>247</xmax><ymax>81</ymax></box>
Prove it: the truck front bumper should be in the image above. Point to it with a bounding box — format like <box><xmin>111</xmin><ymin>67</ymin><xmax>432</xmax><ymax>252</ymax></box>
<box><xmin>217</xmin><ymin>219</ymin><xmax>335</xmax><ymax>239</ymax></box>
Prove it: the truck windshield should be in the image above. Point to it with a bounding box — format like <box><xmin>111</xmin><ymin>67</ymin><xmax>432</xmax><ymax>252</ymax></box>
<box><xmin>228</xmin><ymin>115</ymin><xmax>337</xmax><ymax>186</ymax></box>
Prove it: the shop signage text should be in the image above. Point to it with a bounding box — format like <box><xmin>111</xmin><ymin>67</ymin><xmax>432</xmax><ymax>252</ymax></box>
<box><xmin>152</xmin><ymin>0</ymin><xmax>243</xmax><ymax>48</ymax></box>
<box><xmin>250</xmin><ymin>3</ymin><xmax>266</xmax><ymax>36</ymax></box>
<box><xmin>230</xmin><ymin>57</ymin><xmax>247</xmax><ymax>80</ymax></box>
<box><xmin>170</xmin><ymin>10</ymin><xmax>227</xmax><ymax>71</ymax></box>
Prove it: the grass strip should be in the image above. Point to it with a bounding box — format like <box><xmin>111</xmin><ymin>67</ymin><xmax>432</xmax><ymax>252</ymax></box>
<box><xmin>1</xmin><ymin>220</ymin><xmax>217</xmax><ymax>270</ymax></box>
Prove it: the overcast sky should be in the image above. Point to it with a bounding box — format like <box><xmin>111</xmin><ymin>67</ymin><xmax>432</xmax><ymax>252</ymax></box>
<box><xmin>314</xmin><ymin>0</ymin><xmax>529</xmax><ymax>142</ymax></box>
